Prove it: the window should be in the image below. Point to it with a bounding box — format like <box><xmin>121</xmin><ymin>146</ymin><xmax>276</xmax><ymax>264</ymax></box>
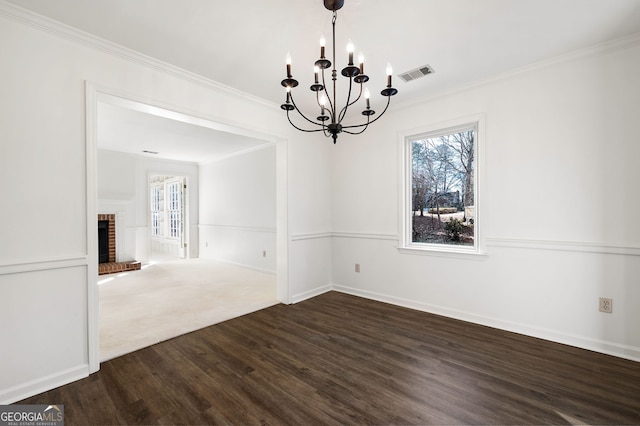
<box><xmin>150</xmin><ymin>177</ymin><xmax>183</xmax><ymax>240</ymax></box>
<box><xmin>167</xmin><ymin>181</ymin><xmax>181</xmax><ymax>239</ymax></box>
<box><xmin>150</xmin><ymin>185</ymin><xmax>161</xmax><ymax>237</ymax></box>
<box><xmin>402</xmin><ymin>117</ymin><xmax>481</xmax><ymax>254</ymax></box>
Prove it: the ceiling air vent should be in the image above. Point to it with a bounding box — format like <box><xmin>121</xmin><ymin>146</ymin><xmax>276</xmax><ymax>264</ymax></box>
<box><xmin>398</xmin><ymin>65</ymin><xmax>434</xmax><ymax>83</ymax></box>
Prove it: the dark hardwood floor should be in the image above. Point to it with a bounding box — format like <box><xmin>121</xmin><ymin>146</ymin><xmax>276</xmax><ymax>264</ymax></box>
<box><xmin>19</xmin><ymin>291</ymin><xmax>640</xmax><ymax>425</ymax></box>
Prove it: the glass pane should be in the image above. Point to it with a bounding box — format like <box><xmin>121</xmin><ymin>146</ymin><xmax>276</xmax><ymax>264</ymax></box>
<box><xmin>411</xmin><ymin>128</ymin><xmax>475</xmax><ymax>246</ymax></box>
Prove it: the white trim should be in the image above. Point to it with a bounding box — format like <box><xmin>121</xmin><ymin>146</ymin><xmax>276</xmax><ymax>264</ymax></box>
<box><xmin>96</xmin><ymin>91</ymin><xmax>280</xmax><ymax>147</ymax></box>
<box><xmin>332</xmin><ymin>285</ymin><xmax>640</xmax><ymax>363</ymax></box>
<box><xmin>328</xmin><ymin>232</ymin><xmax>639</xmax><ymax>258</ymax></box>
<box><xmin>397</xmin><ymin>246</ymin><xmax>488</xmax><ymax>260</ymax></box>
<box><xmin>0</xmin><ymin>364</ymin><xmax>89</xmax><ymax>405</ymax></box>
<box><xmin>277</xmin><ymin>139</ymin><xmax>290</xmax><ymax>305</ymax></box>
<box><xmin>0</xmin><ymin>0</ymin><xmax>277</xmax><ymax>110</ymax></box>
<box><xmin>85</xmin><ymin>82</ymin><xmax>100</xmax><ymax>374</ymax></box>
<box><xmin>487</xmin><ymin>237</ymin><xmax>640</xmax><ymax>256</ymax></box>
<box><xmin>200</xmin><ymin>224</ymin><xmax>276</xmax><ymax>234</ymax></box>
<box><xmin>398</xmin><ymin>113</ymin><xmax>486</xmax><ymax>255</ymax></box>
<box><xmin>0</xmin><ymin>256</ymin><xmax>88</xmax><ymax>275</ymax></box>
<box><xmin>331</xmin><ymin>232</ymin><xmax>398</xmax><ymax>241</ymax></box>
<box><xmin>86</xmin><ymin>83</ymin><xmax>290</xmax><ymax>367</ymax></box>
<box><xmin>290</xmin><ymin>284</ymin><xmax>332</xmax><ymax>304</ymax></box>
<box><xmin>200</xmin><ymin>142</ymin><xmax>278</xmax><ymax>165</ymax></box>
<box><xmin>291</xmin><ymin>232</ymin><xmax>333</xmax><ymax>241</ymax></box>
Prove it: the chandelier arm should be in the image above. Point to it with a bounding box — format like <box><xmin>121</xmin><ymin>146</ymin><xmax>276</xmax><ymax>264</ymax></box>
<box><xmin>346</xmin><ymin>81</ymin><xmax>363</xmax><ymax>108</ymax></box>
<box><xmin>289</xmin><ymin>91</ymin><xmax>325</xmax><ymax>128</ymax></box>
<box><xmin>342</xmin><ymin>115</ymin><xmax>371</xmax><ymax>135</ymax></box>
<box><xmin>337</xmin><ymin>77</ymin><xmax>355</xmax><ymax>123</ymax></box>
<box><xmin>342</xmin><ymin>126</ymin><xmax>368</xmax><ymax>135</ymax></box>
<box><xmin>341</xmin><ymin>95</ymin><xmax>392</xmax><ymax>131</ymax></box>
<box><xmin>286</xmin><ymin>110</ymin><xmax>326</xmax><ymax>133</ymax></box>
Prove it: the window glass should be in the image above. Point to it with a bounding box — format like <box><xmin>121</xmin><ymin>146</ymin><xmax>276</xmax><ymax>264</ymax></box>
<box><xmin>407</xmin><ymin>123</ymin><xmax>477</xmax><ymax>251</ymax></box>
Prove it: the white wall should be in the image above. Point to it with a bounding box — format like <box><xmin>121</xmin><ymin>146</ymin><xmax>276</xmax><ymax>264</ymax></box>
<box><xmin>287</xmin><ymin>130</ymin><xmax>334</xmax><ymax>303</ymax></box>
<box><xmin>0</xmin><ymin>2</ymin><xmax>333</xmax><ymax>403</ymax></box>
<box><xmin>5</xmin><ymin>0</ymin><xmax>636</xmax><ymax>406</ymax></box>
<box><xmin>98</xmin><ymin>149</ymin><xmax>199</xmax><ymax>262</ymax></box>
<box><xmin>331</xmin><ymin>39</ymin><xmax>640</xmax><ymax>360</ymax></box>
<box><xmin>199</xmin><ymin>146</ymin><xmax>277</xmax><ymax>272</ymax></box>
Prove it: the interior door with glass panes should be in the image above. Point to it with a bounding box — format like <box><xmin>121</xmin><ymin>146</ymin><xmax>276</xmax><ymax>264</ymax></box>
<box><xmin>166</xmin><ymin>177</ymin><xmax>187</xmax><ymax>259</ymax></box>
<box><xmin>150</xmin><ymin>175</ymin><xmax>188</xmax><ymax>260</ymax></box>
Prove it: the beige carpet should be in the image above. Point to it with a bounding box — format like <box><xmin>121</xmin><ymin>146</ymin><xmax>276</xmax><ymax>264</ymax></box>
<box><xmin>99</xmin><ymin>258</ymin><xmax>279</xmax><ymax>361</ymax></box>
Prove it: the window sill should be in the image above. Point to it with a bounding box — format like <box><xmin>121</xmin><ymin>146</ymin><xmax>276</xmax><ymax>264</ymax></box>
<box><xmin>398</xmin><ymin>245</ymin><xmax>488</xmax><ymax>260</ymax></box>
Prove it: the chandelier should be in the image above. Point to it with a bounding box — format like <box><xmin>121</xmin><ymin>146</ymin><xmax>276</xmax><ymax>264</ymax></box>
<box><xmin>280</xmin><ymin>0</ymin><xmax>398</xmax><ymax>144</ymax></box>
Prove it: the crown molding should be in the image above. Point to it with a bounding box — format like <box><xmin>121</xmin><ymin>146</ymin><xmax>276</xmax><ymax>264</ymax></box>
<box><xmin>0</xmin><ymin>0</ymin><xmax>279</xmax><ymax>110</ymax></box>
<box><xmin>395</xmin><ymin>31</ymin><xmax>640</xmax><ymax>111</ymax></box>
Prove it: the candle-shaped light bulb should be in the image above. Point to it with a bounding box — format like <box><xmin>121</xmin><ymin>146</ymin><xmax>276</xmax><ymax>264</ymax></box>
<box><xmin>314</xmin><ymin>66</ymin><xmax>319</xmax><ymax>84</ymax></box>
<box><xmin>286</xmin><ymin>52</ymin><xmax>292</xmax><ymax>77</ymax></box>
<box><xmin>347</xmin><ymin>39</ymin><xmax>354</xmax><ymax>65</ymax></box>
<box><xmin>320</xmin><ymin>36</ymin><xmax>326</xmax><ymax>59</ymax></box>
<box><xmin>386</xmin><ymin>62</ymin><xmax>393</xmax><ymax>87</ymax></box>
<box><xmin>364</xmin><ymin>88</ymin><xmax>371</xmax><ymax>109</ymax></box>
<box><xmin>358</xmin><ymin>53</ymin><xmax>365</xmax><ymax>74</ymax></box>
<box><xmin>286</xmin><ymin>86</ymin><xmax>291</xmax><ymax>103</ymax></box>
<box><xmin>320</xmin><ymin>94</ymin><xmax>327</xmax><ymax>115</ymax></box>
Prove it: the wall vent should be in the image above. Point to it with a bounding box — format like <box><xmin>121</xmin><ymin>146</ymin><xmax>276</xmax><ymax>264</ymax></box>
<box><xmin>398</xmin><ymin>65</ymin><xmax>434</xmax><ymax>83</ymax></box>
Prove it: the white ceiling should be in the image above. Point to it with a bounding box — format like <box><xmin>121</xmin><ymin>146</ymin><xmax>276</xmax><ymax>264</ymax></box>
<box><xmin>8</xmin><ymin>0</ymin><xmax>640</xmax><ymax>160</ymax></box>
<box><xmin>97</xmin><ymin>100</ymin><xmax>270</xmax><ymax>163</ymax></box>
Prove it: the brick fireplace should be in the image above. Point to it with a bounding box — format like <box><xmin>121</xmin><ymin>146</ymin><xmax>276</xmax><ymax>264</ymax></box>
<box><xmin>97</xmin><ymin>213</ymin><xmax>141</xmax><ymax>275</ymax></box>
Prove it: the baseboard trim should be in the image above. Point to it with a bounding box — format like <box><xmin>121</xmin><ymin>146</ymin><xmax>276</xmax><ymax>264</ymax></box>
<box><xmin>290</xmin><ymin>284</ymin><xmax>332</xmax><ymax>304</ymax></box>
<box><xmin>332</xmin><ymin>285</ymin><xmax>640</xmax><ymax>363</ymax></box>
<box><xmin>0</xmin><ymin>364</ymin><xmax>89</xmax><ymax>404</ymax></box>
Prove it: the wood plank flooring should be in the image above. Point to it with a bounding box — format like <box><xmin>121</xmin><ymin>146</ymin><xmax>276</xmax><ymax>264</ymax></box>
<box><xmin>19</xmin><ymin>291</ymin><xmax>640</xmax><ymax>425</ymax></box>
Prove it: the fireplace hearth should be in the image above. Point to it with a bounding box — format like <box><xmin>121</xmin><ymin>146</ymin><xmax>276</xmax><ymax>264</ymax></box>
<box><xmin>97</xmin><ymin>214</ymin><xmax>140</xmax><ymax>275</ymax></box>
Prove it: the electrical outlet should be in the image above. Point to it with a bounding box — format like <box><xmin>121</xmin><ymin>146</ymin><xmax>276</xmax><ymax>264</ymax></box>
<box><xmin>599</xmin><ymin>297</ymin><xmax>613</xmax><ymax>313</ymax></box>
<box><xmin>355</xmin><ymin>263</ymin><xmax>360</xmax><ymax>273</ymax></box>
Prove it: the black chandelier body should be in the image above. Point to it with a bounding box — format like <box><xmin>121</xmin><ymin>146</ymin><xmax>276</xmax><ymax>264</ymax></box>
<box><xmin>280</xmin><ymin>0</ymin><xmax>397</xmax><ymax>144</ymax></box>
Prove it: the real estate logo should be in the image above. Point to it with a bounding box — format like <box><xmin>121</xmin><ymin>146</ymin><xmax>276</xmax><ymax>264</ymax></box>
<box><xmin>0</xmin><ymin>405</ymin><xmax>64</xmax><ymax>426</ymax></box>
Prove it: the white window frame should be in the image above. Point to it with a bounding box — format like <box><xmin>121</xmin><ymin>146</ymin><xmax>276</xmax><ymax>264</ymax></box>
<box><xmin>150</xmin><ymin>177</ymin><xmax>183</xmax><ymax>241</ymax></box>
<box><xmin>399</xmin><ymin>114</ymin><xmax>486</xmax><ymax>258</ymax></box>
<box><xmin>166</xmin><ymin>180</ymin><xmax>182</xmax><ymax>240</ymax></box>
<box><xmin>150</xmin><ymin>185</ymin><xmax>161</xmax><ymax>237</ymax></box>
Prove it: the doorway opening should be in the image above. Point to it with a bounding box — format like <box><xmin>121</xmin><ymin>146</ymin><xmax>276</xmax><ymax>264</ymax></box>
<box><xmin>88</xmin><ymin>86</ymin><xmax>288</xmax><ymax>369</ymax></box>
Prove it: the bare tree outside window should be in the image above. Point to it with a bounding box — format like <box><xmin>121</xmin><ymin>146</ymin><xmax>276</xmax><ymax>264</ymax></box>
<box><xmin>410</xmin><ymin>126</ymin><xmax>475</xmax><ymax>246</ymax></box>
